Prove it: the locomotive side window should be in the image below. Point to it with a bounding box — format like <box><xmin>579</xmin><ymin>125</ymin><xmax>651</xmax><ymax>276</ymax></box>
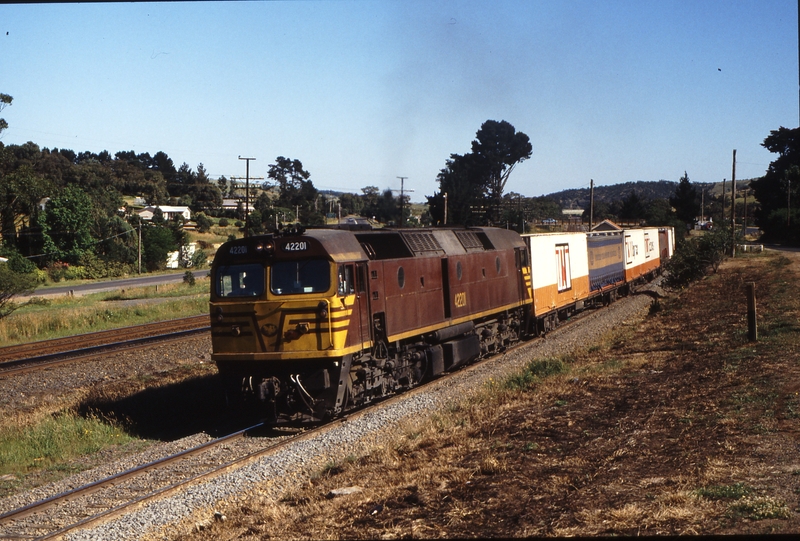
<box><xmin>216</xmin><ymin>264</ymin><xmax>265</xmax><ymax>297</ymax></box>
<box><xmin>271</xmin><ymin>259</ymin><xmax>331</xmax><ymax>295</ymax></box>
<box><xmin>337</xmin><ymin>264</ymin><xmax>355</xmax><ymax>296</ymax></box>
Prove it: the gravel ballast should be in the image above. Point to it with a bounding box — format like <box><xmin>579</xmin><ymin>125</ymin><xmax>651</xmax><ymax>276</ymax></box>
<box><xmin>43</xmin><ymin>288</ymin><xmax>659</xmax><ymax>541</ymax></box>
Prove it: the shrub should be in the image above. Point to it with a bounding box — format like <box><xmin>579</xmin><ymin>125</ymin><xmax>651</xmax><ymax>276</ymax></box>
<box><xmin>195</xmin><ymin>212</ymin><xmax>212</xmax><ymax>233</ymax></box>
<box><xmin>183</xmin><ymin>270</ymin><xmax>196</xmax><ymax>286</ymax></box>
<box><xmin>664</xmin><ymin>227</ymin><xmax>731</xmax><ymax>290</ymax></box>
<box><xmin>218</xmin><ymin>217</ymin><xmax>229</xmax><ymax>227</ymax></box>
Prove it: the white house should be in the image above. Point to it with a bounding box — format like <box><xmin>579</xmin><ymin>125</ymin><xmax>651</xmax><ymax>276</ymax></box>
<box><xmin>138</xmin><ymin>205</ymin><xmax>192</xmax><ymax>222</ymax></box>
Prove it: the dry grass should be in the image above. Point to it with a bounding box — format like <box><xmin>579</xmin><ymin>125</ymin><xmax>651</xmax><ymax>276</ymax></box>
<box><xmin>168</xmin><ymin>251</ymin><xmax>800</xmax><ymax>538</ymax></box>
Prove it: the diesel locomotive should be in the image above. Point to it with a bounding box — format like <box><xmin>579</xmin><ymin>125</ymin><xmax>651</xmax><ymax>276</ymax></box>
<box><xmin>209</xmin><ymin>224</ymin><xmax>674</xmax><ymax>425</ymax></box>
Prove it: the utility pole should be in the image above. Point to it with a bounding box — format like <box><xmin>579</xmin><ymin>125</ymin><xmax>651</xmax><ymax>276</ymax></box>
<box><xmin>743</xmin><ymin>185</ymin><xmax>748</xmax><ymax>237</ymax></box>
<box><xmin>701</xmin><ymin>189</ymin><xmax>705</xmax><ymax>223</ymax></box>
<box><xmin>730</xmin><ymin>150</ymin><xmax>737</xmax><ymax>257</ymax></box>
<box><xmin>138</xmin><ymin>222</ymin><xmax>142</xmax><ymax>274</ymax></box>
<box><xmin>443</xmin><ymin>192</ymin><xmax>448</xmax><ymax>225</ymax></box>
<box><xmin>589</xmin><ymin>179</ymin><xmax>595</xmax><ymax>229</ymax></box>
<box><xmin>396</xmin><ymin>176</ymin><xmax>409</xmax><ymax>228</ymax></box>
<box><xmin>721</xmin><ymin>178</ymin><xmax>726</xmax><ymax>224</ymax></box>
<box><xmin>238</xmin><ymin>156</ymin><xmax>256</xmax><ymax>237</ymax></box>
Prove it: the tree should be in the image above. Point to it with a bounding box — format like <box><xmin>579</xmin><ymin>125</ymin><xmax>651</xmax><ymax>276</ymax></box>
<box><xmin>428</xmin><ymin>152</ymin><xmax>488</xmax><ymax>226</ymax></box>
<box><xmin>0</xmin><ymin>162</ymin><xmax>53</xmax><ymax>248</ymax></box>
<box><xmin>751</xmin><ymin>127</ymin><xmax>800</xmax><ymax>243</ymax></box>
<box><xmin>470</xmin><ymin>120</ymin><xmax>532</xmax><ymax>224</ymax></box>
<box><xmin>0</xmin><ymin>93</ymin><xmax>11</xmax><ymax>138</ymax></box>
<box><xmin>0</xmin><ymin>263</ymin><xmax>37</xmax><ymax>320</ymax></box>
<box><xmin>429</xmin><ymin>120</ymin><xmax>532</xmax><ymax>226</ymax></box>
<box><xmin>39</xmin><ymin>185</ymin><xmax>96</xmax><ymax>265</ymax></box>
<box><xmin>141</xmin><ymin>225</ymin><xmax>178</xmax><ymax>271</ymax></box>
<box><xmin>669</xmin><ymin>171</ymin><xmax>700</xmax><ymax>230</ymax></box>
<box><xmin>618</xmin><ymin>191</ymin><xmax>646</xmax><ymax>222</ymax></box>
<box><xmin>268</xmin><ymin>157</ymin><xmax>311</xmax><ymax>207</ymax></box>
<box><xmin>195</xmin><ymin>212</ymin><xmax>213</xmax><ymax>233</ymax></box>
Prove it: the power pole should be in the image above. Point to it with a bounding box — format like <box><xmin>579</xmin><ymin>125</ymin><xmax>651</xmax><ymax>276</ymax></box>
<box><xmin>392</xmin><ymin>177</ymin><xmax>414</xmax><ymax>228</ymax></box>
<box><xmin>721</xmin><ymin>178</ymin><xmax>726</xmax><ymax>224</ymax></box>
<box><xmin>238</xmin><ymin>156</ymin><xmax>256</xmax><ymax>237</ymax></box>
<box><xmin>138</xmin><ymin>223</ymin><xmax>142</xmax><ymax>274</ymax></box>
<box><xmin>589</xmin><ymin>179</ymin><xmax>595</xmax><ymax>229</ymax></box>
<box><xmin>443</xmin><ymin>192</ymin><xmax>448</xmax><ymax>225</ymax></box>
<box><xmin>730</xmin><ymin>149</ymin><xmax>737</xmax><ymax>257</ymax></box>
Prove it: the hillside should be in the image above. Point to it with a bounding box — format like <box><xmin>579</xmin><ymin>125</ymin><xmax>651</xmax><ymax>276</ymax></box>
<box><xmin>548</xmin><ymin>179</ymin><xmax>757</xmax><ymax>210</ymax></box>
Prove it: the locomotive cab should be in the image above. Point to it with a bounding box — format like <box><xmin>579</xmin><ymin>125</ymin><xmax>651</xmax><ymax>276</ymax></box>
<box><xmin>210</xmin><ymin>229</ymin><xmax>371</xmax><ymax>424</ymax></box>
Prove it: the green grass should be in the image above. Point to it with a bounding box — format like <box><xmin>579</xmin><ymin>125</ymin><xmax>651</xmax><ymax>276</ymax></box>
<box><xmin>0</xmin><ymin>413</ymin><xmax>136</xmax><ymax>477</ymax></box>
<box><xmin>694</xmin><ymin>482</ymin><xmax>752</xmax><ymax>500</ymax></box>
<box><xmin>501</xmin><ymin>357</ymin><xmax>568</xmax><ymax>391</ymax></box>
<box><xmin>1</xmin><ymin>280</ymin><xmax>209</xmax><ymax>345</ymax></box>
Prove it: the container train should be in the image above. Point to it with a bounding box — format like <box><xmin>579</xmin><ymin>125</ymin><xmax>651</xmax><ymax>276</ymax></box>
<box><xmin>209</xmin><ymin>224</ymin><xmax>674</xmax><ymax>424</ymax></box>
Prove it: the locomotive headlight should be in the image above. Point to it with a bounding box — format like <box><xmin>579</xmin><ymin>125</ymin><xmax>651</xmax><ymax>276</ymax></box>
<box><xmin>255</xmin><ymin>241</ymin><xmax>275</xmax><ymax>255</ymax></box>
<box><xmin>215</xmin><ymin>306</ymin><xmax>224</xmax><ymax>322</ymax></box>
<box><xmin>317</xmin><ymin>301</ymin><xmax>328</xmax><ymax>319</ymax></box>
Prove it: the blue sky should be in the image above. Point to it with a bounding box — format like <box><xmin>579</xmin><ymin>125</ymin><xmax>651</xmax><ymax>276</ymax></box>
<box><xmin>2</xmin><ymin>1</ymin><xmax>797</xmax><ymax>202</ymax></box>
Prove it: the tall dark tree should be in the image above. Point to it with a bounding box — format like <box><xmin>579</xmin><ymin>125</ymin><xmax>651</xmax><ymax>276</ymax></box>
<box><xmin>618</xmin><ymin>191</ymin><xmax>647</xmax><ymax>222</ymax></box>
<box><xmin>429</xmin><ymin>120</ymin><xmax>531</xmax><ymax>226</ymax></box>
<box><xmin>268</xmin><ymin>157</ymin><xmax>311</xmax><ymax>208</ymax></box>
<box><xmin>428</xmin><ymin>152</ymin><xmax>488</xmax><ymax>226</ymax></box>
<box><xmin>669</xmin><ymin>172</ymin><xmax>700</xmax><ymax>230</ymax></box>
<box><xmin>470</xmin><ymin>120</ymin><xmax>532</xmax><ymax>223</ymax></box>
<box><xmin>751</xmin><ymin>127</ymin><xmax>800</xmax><ymax>243</ymax></box>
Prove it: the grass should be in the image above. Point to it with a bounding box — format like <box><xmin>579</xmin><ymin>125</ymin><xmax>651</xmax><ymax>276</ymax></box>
<box><xmin>0</xmin><ymin>412</ymin><xmax>135</xmax><ymax>478</ymax></box>
<box><xmin>0</xmin><ymin>280</ymin><xmax>209</xmax><ymax>345</ymax></box>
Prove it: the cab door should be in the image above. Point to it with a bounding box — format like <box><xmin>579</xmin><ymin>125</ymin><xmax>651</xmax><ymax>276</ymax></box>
<box><xmin>354</xmin><ymin>263</ymin><xmax>372</xmax><ymax>350</ymax></box>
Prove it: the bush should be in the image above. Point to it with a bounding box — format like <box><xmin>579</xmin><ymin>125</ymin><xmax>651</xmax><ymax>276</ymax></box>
<box><xmin>190</xmin><ymin>249</ymin><xmax>207</xmax><ymax>269</ymax></box>
<box><xmin>234</xmin><ymin>220</ymin><xmax>243</xmax><ymax>228</ymax></box>
<box><xmin>183</xmin><ymin>270</ymin><xmax>196</xmax><ymax>286</ymax></box>
<box><xmin>195</xmin><ymin>212</ymin><xmax>213</xmax><ymax>233</ymax></box>
<box><xmin>663</xmin><ymin>227</ymin><xmax>731</xmax><ymax>290</ymax></box>
<box><xmin>218</xmin><ymin>218</ymin><xmax>229</xmax><ymax>227</ymax></box>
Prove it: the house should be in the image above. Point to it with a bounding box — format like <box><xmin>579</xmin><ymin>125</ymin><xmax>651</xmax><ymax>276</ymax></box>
<box><xmin>591</xmin><ymin>220</ymin><xmax>623</xmax><ymax>232</ymax></box>
<box><xmin>138</xmin><ymin>205</ymin><xmax>192</xmax><ymax>222</ymax></box>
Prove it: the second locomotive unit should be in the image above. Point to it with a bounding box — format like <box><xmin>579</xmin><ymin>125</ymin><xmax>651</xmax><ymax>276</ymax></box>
<box><xmin>210</xmin><ymin>226</ymin><xmax>533</xmax><ymax>424</ymax></box>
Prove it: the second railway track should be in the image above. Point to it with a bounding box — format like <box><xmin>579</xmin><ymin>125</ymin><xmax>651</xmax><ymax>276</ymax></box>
<box><xmin>0</xmin><ymin>315</ymin><xmax>210</xmax><ymax>377</ymax></box>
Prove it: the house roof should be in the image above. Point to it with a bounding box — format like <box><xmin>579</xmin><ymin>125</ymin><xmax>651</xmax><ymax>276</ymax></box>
<box><xmin>591</xmin><ymin>219</ymin><xmax>623</xmax><ymax>231</ymax></box>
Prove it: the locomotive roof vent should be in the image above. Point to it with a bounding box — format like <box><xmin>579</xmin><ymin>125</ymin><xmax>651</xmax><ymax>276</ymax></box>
<box><xmin>401</xmin><ymin>231</ymin><xmax>445</xmax><ymax>255</ymax></box>
<box><xmin>454</xmin><ymin>230</ymin><xmax>494</xmax><ymax>252</ymax></box>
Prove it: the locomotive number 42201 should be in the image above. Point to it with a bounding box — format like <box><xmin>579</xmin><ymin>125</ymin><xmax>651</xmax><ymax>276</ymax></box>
<box><xmin>283</xmin><ymin>241</ymin><xmax>309</xmax><ymax>252</ymax></box>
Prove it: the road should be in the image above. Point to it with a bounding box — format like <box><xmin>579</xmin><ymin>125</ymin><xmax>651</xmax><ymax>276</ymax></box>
<box><xmin>21</xmin><ymin>269</ymin><xmax>211</xmax><ymax>299</ymax></box>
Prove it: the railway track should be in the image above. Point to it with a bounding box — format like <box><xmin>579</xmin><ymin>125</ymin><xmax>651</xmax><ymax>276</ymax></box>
<box><xmin>0</xmin><ymin>284</ymin><xmax>662</xmax><ymax>539</ymax></box>
<box><xmin>0</xmin><ymin>316</ymin><xmax>210</xmax><ymax>378</ymax></box>
<box><xmin>0</xmin><ymin>332</ymin><xmax>535</xmax><ymax>540</ymax></box>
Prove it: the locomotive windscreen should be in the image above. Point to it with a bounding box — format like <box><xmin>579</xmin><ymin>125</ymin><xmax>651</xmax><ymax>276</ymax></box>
<box><xmin>270</xmin><ymin>259</ymin><xmax>331</xmax><ymax>295</ymax></box>
<box><xmin>216</xmin><ymin>263</ymin><xmax>265</xmax><ymax>297</ymax></box>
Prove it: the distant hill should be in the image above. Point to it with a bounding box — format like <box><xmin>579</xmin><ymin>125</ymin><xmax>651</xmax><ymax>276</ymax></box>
<box><xmin>546</xmin><ymin>179</ymin><xmax>756</xmax><ymax>210</ymax></box>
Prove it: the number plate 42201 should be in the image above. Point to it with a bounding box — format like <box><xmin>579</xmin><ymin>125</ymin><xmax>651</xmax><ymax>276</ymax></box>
<box><xmin>283</xmin><ymin>241</ymin><xmax>309</xmax><ymax>252</ymax></box>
